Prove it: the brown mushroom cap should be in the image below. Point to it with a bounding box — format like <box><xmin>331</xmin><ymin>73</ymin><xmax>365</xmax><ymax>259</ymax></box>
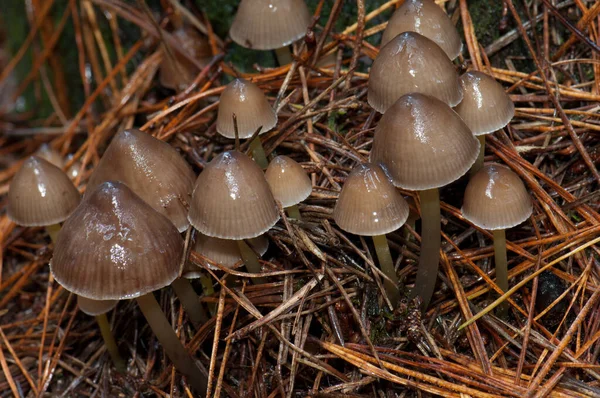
<box><xmin>370</xmin><ymin>93</ymin><xmax>480</xmax><ymax>190</ymax></box>
<box><xmin>188</xmin><ymin>151</ymin><xmax>280</xmax><ymax>240</ymax></box>
<box><xmin>381</xmin><ymin>0</ymin><xmax>462</xmax><ymax>60</ymax></box>
<box><xmin>454</xmin><ymin>71</ymin><xmax>515</xmax><ymax>136</ymax></box>
<box><xmin>77</xmin><ymin>296</ymin><xmax>118</xmax><ymax>316</ymax></box>
<box><xmin>8</xmin><ymin>156</ymin><xmax>81</xmax><ymax>227</ymax></box>
<box><xmin>368</xmin><ymin>32</ymin><xmax>462</xmax><ymax>113</ymax></box>
<box><xmin>86</xmin><ymin>129</ymin><xmax>196</xmax><ymax>233</ymax></box>
<box><xmin>229</xmin><ymin>0</ymin><xmax>311</xmax><ymax>50</ymax></box>
<box><xmin>51</xmin><ymin>181</ymin><xmax>183</xmax><ymax>300</ymax></box>
<box><xmin>194</xmin><ymin>234</ymin><xmax>269</xmax><ymax>270</ymax></box>
<box><xmin>36</xmin><ymin>144</ymin><xmax>64</xmax><ymax>168</ymax></box>
<box><xmin>265</xmin><ymin>155</ymin><xmax>312</xmax><ymax>207</ymax></box>
<box><xmin>333</xmin><ymin>163</ymin><xmax>409</xmax><ymax>236</ymax></box>
<box><xmin>462</xmin><ymin>164</ymin><xmax>532</xmax><ymax>230</ymax></box>
<box><xmin>216</xmin><ymin>79</ymin><xmax>277</xmax><ymax>139</ymax></box>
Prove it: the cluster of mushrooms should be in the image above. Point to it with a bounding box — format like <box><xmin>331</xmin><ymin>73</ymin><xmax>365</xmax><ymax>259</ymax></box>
<box><xmin>6</xmin><ymin>0</ymin><xmax>534</xmax><ymax>392</ymax></box>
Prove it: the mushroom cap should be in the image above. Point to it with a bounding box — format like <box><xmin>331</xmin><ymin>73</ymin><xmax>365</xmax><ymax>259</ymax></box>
<box><xmin>368</xmin><ymin>32</ymin><xmax>462</xmax><ymax>113</ymax></box>
<box><xmin>77</xmin><ymin>296</ymin><xmax>118</xmax><ymax>316</ymax></box>
<box><xmin>36</xmin><ymin>144</ymin><xmax>64</xmax><ymax>168</ymax></box>
<box><xmin>381</xmin><ymin>0</ymin><xmax>462</xmax><ymax>60</ymax></box>
<box><xmin>370</xmin><ymin>93</ymin><xmax>480</xmax><ymax>190</ymax></box>
<box><xmin>454</xmin><ymin>71</ymin><xmax>515</xmax><ymax>135</ymax></box>
<box><xmin>462</xmin><ymin>163</ymin><xmax>532</xmax><ymax>230</ymax></box>
<box><xmin>51</xmin><ymin>181</ymin><xmax>183</xmax><ymax>301</ymax></box>
<box><xmin>194</xmin><ymin>234</ymin><xmax>269</xmax><ymax>270</ymax></box>
<box><xmin>333</xmin><ymin>163</ymin><xmax>409</xmax><ymax>236</ymax></box>
<box><xmin>216</xmin><ymin>79</ymin><xmax>277</xmax><ymax>139</ymax></box>
<box><xmin>188</xmin><ymin>151</ymin><xmax>280</xmax><ymax>239</ymax></box>
<box><xmin>229</xmin><ymin>0</ymin><xmax>312</xmax><ymax>50</ymax></box>
<box><xmin>85</xmin><ymin>129</ymin><xmax>196</xmax><ymax>233</ymax></box>
<box><xmin>265</xmin><ymin>155</ymin><xmax>312</xmax><ymax>207</ymax></box>
<box><xmin>8</xmin><ymin>156</ymin><xmax>81</xmax><ymax>227</ymax></box>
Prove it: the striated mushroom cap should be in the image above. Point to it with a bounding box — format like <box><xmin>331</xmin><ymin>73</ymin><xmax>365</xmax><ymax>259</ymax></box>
<box><xmin>36</xmin><ymin>144</ymin><xmax>64</xmax><ymax>168</ymax></box>
<box><xmin>77</xmin><ymin>296</ymin><xmax>118</xmax><ymax>316</ymax></box>
<box><xmin>370</xmin><ymin>93</ymin><xmax>479</xmax><ymax>190</ymax></box>
<box><xmin>194</xmin><ymin>234</ymin><xmax>269</xmax><ymax>270</ymax></box>
<box><xmin>368</xmin><ymin>32</ymin><xmax>462</xmax><ymax>113</ymax></box>
<box><xmin>8</xmin><ymin>156</ymin><xmax>81</xmax><ymax>227</ymax></box>
<box><xmin>265</xmin><ymin>155</ymin><xmax>312</xmax><ymax>207</ymax></box>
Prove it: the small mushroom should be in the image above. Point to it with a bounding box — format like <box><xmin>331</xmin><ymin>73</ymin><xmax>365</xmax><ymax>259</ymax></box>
<box><xmin>194</xmin><ymin>234</ymin><xmax>269</xmax><ymax>270</ymax></box>
<box><xmin>333</xmin><ymin>163</ymin><xmax>409</xmax><ymax>307</ymax></box>
<box><xmin>265</xmin><ymin>155</ymin><xmax>312</xmax><ymax>219</ymax></box>
<box><xmin>368</xmin><ymin>32</ymin><xmax>462</xmax><ymax>113</ymax></box>
<box><xmin>35</xmin><ymin>143</ymin><xmax>64</xmax><ymax>169</ymax></box>
<box><xmin>371</xmin><ymin>93</ymin><xmax>479</xmax><ymax>309</ymax></box>
<box><xmin>51</xmin><ymin>181</ymin><xmax>207</xmax><ymax>393</ymax></box>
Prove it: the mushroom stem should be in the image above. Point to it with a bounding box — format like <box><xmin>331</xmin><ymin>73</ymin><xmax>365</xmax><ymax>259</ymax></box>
<box><xmin>46</xmin><ymin>223</ymin><xmax>61</xmax><ymax>244</ymax></box>
<box><xmin>411</xmin><ymin>188</ymin><xmax>441</xmax><ymax>310</ymax></box>
<box><xmin>199</xmin><ymin>273</ymin><xmax>216</xmax><ymax>315</ymax></box>
<box><xmin>470</xmin><ymin>135</ymin><xmax>486</xmax><ymax>176</ymax></box>
<box><xmin>248</xmin><ymin>137</ymin><xmax>269</xmax><ymax>169</ymax></box>
<box><xmin>236</xmin><ymin>240</ymin><xmax>266</xmax><ymax>284</ymax></box>
<box><xmin>135</xmin><ymin>293</ymin><xmax>207</xmax><ymax>393</ymax></box>
<box><xmin>371</xmin><ymin>234</ymin><xmax>400</xmax><ymax>306</ymax></box>
<box><xmin>493</xmin><ymin>229</ymin><xmax>509</xmax><ymax>316</ymax></box>
<box><xmin>95</xmin><ymin>313</ymin><xmax>126</xmax><ymax>372</ymax></box>
<box><xmin>275</xmin><ymin>46</ymin><xmax>293</xmax><ymax>66</ymax></box>
<box><xmin>286</xmin><ymin>205</ymin><xmax>302</xmax><ymax>220</ymax></box>
<box><xmin>171</xmin><ymin>278</ymin><xmax>208</xmax><ymax>325</ymax></box>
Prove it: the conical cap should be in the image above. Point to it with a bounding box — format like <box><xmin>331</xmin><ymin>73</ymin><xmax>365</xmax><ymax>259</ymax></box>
<box><xmin>194</xmin><ymin>234</ymin><xmax>269</xmax><ymax>270</ymax></box>
<box><xmin>370</xmin><ymin>93</ymin><xmax>479</xmax><ymax>190</ymax></box>
<box><xmin>381</xmin><ymin>0</ymin><xmax>462</xmax><ymax>60</ymax></box>
<box><xmin>77</xmin><ymin>296</ymin><xmax>118</xmax><ymax>316</ymax></box>
<box><xmin>8</xmin><ymin>156</ymin><xmax>81</xmax><ymax>226</ymax></box>
<box><xmin>230</xmin><ymin>0</ymin><xmax>311</xmax><ymax>50</ymax></box>
<box><xmin>265</xmin><ymin>155</ymin><xmax>312</xmax><ymax>207</ymax></box>
<box><xmin>216</xmin><ymin>79</ymin><xmax>277</xmax><ymax>139</ymax></box>
<box><xmin>368</xmin><ymin>32</ymin><xmax>462</xmax><ymax>113</ymax></box>
<box><xmin>188</xmin><ymin>151</ymin><xmax>279</xmax><ymax>239</ymax></box>
<box><xmin>86</xmin><ymin>129</ymin><xmax>195</xmax><ymax>232</ymax></box>
<box><xmin>51</xmin><ymin>181</ymin><xmax>183</xmax><ymax>300</ymax></box>
<box><xmin>454</xmin><ymin>71</ymin><xmax>515</xmax><ymax>135</ymax></box>
<box><xmin>462</xmin><ymin>164</ymin><xmax>532</xmax><ymax>230</ymax></box>
<box><xmin>333</xmin><ymin>163</ymin><xmax>409</xmax><ymax>236</ymax></box>
<box><xmin>36</xmin><ymin>144</ymin><xmax>64</xmax><ymax>168</ymax></box>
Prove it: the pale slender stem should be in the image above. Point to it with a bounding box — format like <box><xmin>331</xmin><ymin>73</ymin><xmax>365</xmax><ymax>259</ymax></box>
<box><xmin>249</xmin><ymin>137</ymin><xmax>268</xmax><ymax>169</ymax></box>
<box><xmin>493</xmin><ymin>229</ymin><xmax>509</xmax><ymax>317</ymax></box>
<box><xmin>171</xmin><ymin>278</ymin><xmax>208</xmax><ymax>325</ymax></box>
<box><xmin>470</xmin><ymin>135</ymin><xmax>486</xmax><ymax>177</ymax></box>
<box><xmin>46</xmin><ymin>223</ymin><xmax>61</xmax><ymax>244</ymax></box>
<box><xmin>135</xmin><ymin>293</ymin><xmax>207</xmax><ymax>394</ymax></box>
<box><xmin>411</xmin><ymin>189</ymin><xmax>441</xmax><ymax>310</ymax></box>
<box><xmin>371</xmin><ymin>234</ymin><xmax>400</xmax><ymax>307</ymax></box>
<box><xmin>403</xmin><ymin>210</ymin><xmax>419</xmax><ymax>241</ymax></box>
<box><xmin>237</xmin><ymin>240</ymin><xmax>266</xmax><ymax>284</ymax></box>
<box><xmin>286</xmin><ymin>205</ymin><xmax>302</xmax><ymax>220</ymax></box>
<box><xmin>95</xmin><ymin>313</ymin><xmax>126</xmax><ymax>372</ymax></box>
<box><xmin>199</xmin><ymin>273</ymin><xmax>216</xmax><ymax>315</ymax></box>
<box><xmin>275</xmin><ymin>46</ymin><xmax>293</xmax><ymax>65</ymax></box>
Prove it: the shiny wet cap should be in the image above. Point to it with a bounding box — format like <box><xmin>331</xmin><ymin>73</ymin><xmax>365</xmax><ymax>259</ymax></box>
<box><xmin>194</xmin><ymin>234</ymin><xmax>269</xmax><ymax>270</ymax></box>
<box><xmin>265</xmin><ymin>155</ymin><xmax>312</xmax><ymax>207</ymax></box>
<box><xmin>77</xmin><ymin>296</ymin><xmax>118</xmax><ymax>316</ymax></box>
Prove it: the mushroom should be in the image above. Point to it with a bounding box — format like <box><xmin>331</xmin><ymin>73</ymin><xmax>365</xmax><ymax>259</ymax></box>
<box><xmin>229</xmin><ymin>0</ymin><xmax>312</xmax><ymax>65</ymax></box>
<box><xmin>217</xmin><ymin>79</ymin><xmax>277</xmax><ymax>168</ymax></box>
<box><xmin>333</xmin><ymin>163</ymin><xmax>409</xmax><ymax>306</ymax></box>
<box><xmin>454</xmin><ymin>71</ymin><xmax>515</xmax><ymax>175</ymax></box>
<box><xmin>368</xmin><ymin>32</ymin><xmax>462</xmax><ymax>114</ymax></box>
<box><xmin>461</xmin><ymin>164</ymin><xmax>532</xmax><ymax>314</ymax></box>
<box><xmin>188</xmin><ymin>151</ymin><xmax>279</xmax><ymax>283</ymax></box>
<box><xmin>381</xmin><ymin>0</ymin><xmax>462</xmax><ymax>60</ymax></box>
<box><xmin>7</xmin><ymin>156</ymin><xmax>80</xmax><ymax>242</ymax></box>
<box><xmin>370</xmin><ymin>93</ymin><xmax>479</xmax><ymax>309</ymax></box>
<box><xmin>36</xmin><ymin>143</ymin><xmax>64</xmax><ymax>169</ymax></box>
<box><xmin>50</xmin><ymin>181</ymin><xmax>207</xmax><ymax>393</ymax></box>
<box><xmin>265</xmin><ymin>155</ymin><xmax>312</xmax><ymax>219</ymax></box>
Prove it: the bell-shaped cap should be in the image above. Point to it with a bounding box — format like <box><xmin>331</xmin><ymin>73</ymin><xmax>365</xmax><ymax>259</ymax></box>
<box><xmin>8</xmin><ymin>156</ymin><xmax>81</xmax><ymax>227</ymax></box>
<box><xmin>371</xmin><ymin>93</ymin><xmax>479</xmax><ymax>190</ymax></box>
<box><xmin>230</xmin><ymin>0</ymin><xmax>311</xmax><ymax>50</ymax></box>
<box><xmin>333</xmin><ymin>163</ymin><xmax>409</xmax><ymax>236</ymax></box>
<box><xmin>77</xmin><ymin>296</ymin><xmax>118</xmax><ymax>316</ymax></box>
<box><xmin>265</xmin><ymin>155</ymin><xmax>312</xmax><ymax>207</ymax></box>
<box><xmin>462</xmin><ymin>164</ymin><xmax>532</xmax><ymax>230</ymax></box>
<box><xmin>454</xmin><ymin>71</ymin><xmax>515</xmax><ymax>136</ymax></box>
<box><xmin>36</xmin><ymin>144</ymin><xmax>64</xmax><ymax>168</ymax></box>
<box><xmin>188</xmin><ymin>151</ymin><xmax>279</xmax><ymax>239</ymax></box>
<box><xmin>194</xmin><ymin>234</ymin><xmax>269</xmax><ymax>270</ymax></box>
<box><xmin>51</xmin><ymin>181</ymin><xmax>183</xmax><ymax>300</ymax></box>
<box><xmin>368</xmin><ymin>32</ymin><xmax>462</xmax><ymax>113</ymax></box>
<box><xmin>216</xmin><ymin>79</ymin><xmax>277</xmax><ymax>139</ymax></box>
<box><xmin>381</xmin><ymin>0</ymin><xmax>462</xmax><ymax>60</ymax></box>
<box><xmin>86</xmin><ymin>129</ymin><xmax>195</xmax><ymax>232</ymax></box>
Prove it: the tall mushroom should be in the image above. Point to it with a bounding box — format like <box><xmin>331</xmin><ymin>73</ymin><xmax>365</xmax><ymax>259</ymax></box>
<box><xmin>371</xmin><ymin>93</ymin><xmax>479</xmax><ymax>309</ymax></box>
<box><xmin>265</xmin><ymin>155</ymin><xmax>312</xmax><ymax>219</ymax></box>
<box><xmin>51</xmin><ymin>181</ymin><xmax>207</xmax><ymax>393</ymax></box>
